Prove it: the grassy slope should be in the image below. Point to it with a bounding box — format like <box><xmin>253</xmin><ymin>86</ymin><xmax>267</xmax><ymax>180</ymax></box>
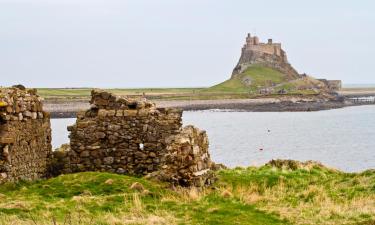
<box><xmin>207</xmin><ymin>65</ymin><xmax>287</xmax><ymax>93</ymax></box>
<box><xmin>1</xmin><ymin>162</ymin><xmax>374</xmax><ymax>225</ymax></box>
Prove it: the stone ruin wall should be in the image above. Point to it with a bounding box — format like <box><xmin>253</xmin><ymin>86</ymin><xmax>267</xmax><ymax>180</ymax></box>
<box><xmin>0</xmin><ymin>86</ymin><xmax>52</xmax><ymax>184</ymax></box>
<box><xmin>318</xmin><ymin>79</ymin><xmax>342</xmax><ymax>91</ymax></box>
<box><xmin>244</xmin><ymin>43</ymin><xmax>283</xmax><ymax>57</ymax></box>
<box><xmin>53</xmin><ymin>90</ymin><xmax>215</xmax><ymax>186</ymax></box>
<box><xmin>0</xmin><ymin>87</ymin><xmax>214</xmax><ymax>187</ymax></box>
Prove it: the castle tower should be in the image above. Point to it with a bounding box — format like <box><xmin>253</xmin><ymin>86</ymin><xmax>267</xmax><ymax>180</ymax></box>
<box><xmin>246</xmin><ymin>33</ymin><xmax>252</xmax><ymax>45</ymax></box>
<box><xmin>253</xmin><ymin>36</ymin><xmax>259</xmax><ymax>45</ymax></box>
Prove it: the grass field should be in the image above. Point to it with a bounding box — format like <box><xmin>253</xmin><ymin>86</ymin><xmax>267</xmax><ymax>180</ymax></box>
<box><xmin>35</xmin><ymin>65</ymin><xmax>321</xmax><ymax>101</ymax></box>
<box><xmin>1</xmin><ymin>160</ymin><xmax>374</xmax><ymax>225</ymax></box>
<box><xmin>36</xmin><ymin>88</ymin><xmax>205</xmax><ymax>99</ymax></box>
<box><xmin>36</xmin><ymin>88</ymin><xmax>258</xmax><ymax>101</ymax></box>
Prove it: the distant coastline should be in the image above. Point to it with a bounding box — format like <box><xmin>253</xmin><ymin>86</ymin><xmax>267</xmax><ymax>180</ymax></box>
<box><xmin>343</xmin><ymin>83</ymin><xmax>375</xmax><ymax>88</ymax></box>
<box><xmin>34</xmin><ymin>86</ymin><xmax>375</xmax><ymax>118</ymax></box>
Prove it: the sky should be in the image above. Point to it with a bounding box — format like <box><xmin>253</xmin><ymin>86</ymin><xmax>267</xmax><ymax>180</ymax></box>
<box><xmin>1</xmin><ymin>0</ymin><xmax>374</xmax><ymax>88</ymax></box>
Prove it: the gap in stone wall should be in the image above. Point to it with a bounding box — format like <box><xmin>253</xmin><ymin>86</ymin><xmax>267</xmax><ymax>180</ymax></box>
<box><xmin>50</xmin><ymin>118</ymin><xmax>76</xmax><ymax>150</ymax></box>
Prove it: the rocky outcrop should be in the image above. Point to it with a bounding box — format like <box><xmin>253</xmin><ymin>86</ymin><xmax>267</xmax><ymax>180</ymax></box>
<box><xmin>53</xmin><ymin>90</ymin><xmax>215</xmax><ymax>186</ymax></box>
<box><xmin>232</xmin><ymin>49</ymin><xmax>300</xmax><ymax>80</ymax></box>
<box><xmin>0</xmin><ymin>87</ymin><xmax>52</xmax><ymax>184</ymax></box>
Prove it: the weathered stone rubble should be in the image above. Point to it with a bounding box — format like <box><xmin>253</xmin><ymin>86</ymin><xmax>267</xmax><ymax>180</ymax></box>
<box><xmin>0</xmin><ymin>86</ymin><xmax>52</xmax><ymax>184</ymax></box>
<box><xmin>53</xmin><ymin>90</ymin><xmax>215</xmax><ymax>186</ymax></box>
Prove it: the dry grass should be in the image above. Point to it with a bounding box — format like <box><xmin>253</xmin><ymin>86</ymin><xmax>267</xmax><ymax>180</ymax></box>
<box><xmin>249</xmin><ymin>183</ymin><xmax>375</xmax><ymax>225</ymax></box>
<box><xmin>160</xmin><ymin>186</ymin><xmax>207</xmax><ymax>203</ymax></box>
<box><xmin>0</xmin><ymin>212</ymin><xmax>177</xmax><ymax>225</ymax></box>
<box><xmin>218</xmin><ymin>163</ymin><xmax>375</xmax><ymax>225</ymax></box>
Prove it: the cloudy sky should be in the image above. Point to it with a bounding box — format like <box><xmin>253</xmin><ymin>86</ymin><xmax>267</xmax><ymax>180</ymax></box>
<box><xmin>1</xmin><ymin>0</ymin><xmax>374</xmax><ymax>88</ymax></box>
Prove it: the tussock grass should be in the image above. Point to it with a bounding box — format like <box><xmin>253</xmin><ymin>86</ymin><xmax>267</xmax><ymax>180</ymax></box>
<box><xmin>0</xmin><ymin>162</ymin><xmax>374</xmax><ymax>224</ymax></box>
<box><xmin>217</xmin><ymin>161</ymin><xmax>375</xmax><ymax>225</ymax></box>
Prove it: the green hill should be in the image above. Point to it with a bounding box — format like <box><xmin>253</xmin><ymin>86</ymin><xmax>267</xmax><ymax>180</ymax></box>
<box><xmin>207</xmin><ymin>65</ymin><xmax>322</xmax><ymax>95</ymax></box>
<box><xmin>0</xmin><ymin>160</ymin><xmax>374</xmax><ymax>225</ymax></box>
<box><xmin>207</xmin><ymin>65</ymin><xmax>288</xmax><ymax>93</ymax></box>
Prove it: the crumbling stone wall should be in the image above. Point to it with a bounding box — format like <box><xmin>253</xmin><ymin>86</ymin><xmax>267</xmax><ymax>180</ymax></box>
<box><xmin>0</xmin><ymin>87</ymin><xmax>214</xmax><ymax>186</ymax></box>
<box><xmin>54</xmin><ymin>90</ymin><xmax>214</xmax><ymax>186</ymax></box>
<box><xmin>64</xmin><ymin>90</ymin><xmax>182</xmax><ymax>175</ymax></box>
<box><xmin>153</xmin><ymin>125</ymin><xmax>214</xmax><ymax>186</ymax></box>
<box><xmin>0</xmin><ymin>86</ymin><xmax>52</xmax><ymax>184</ymax></box>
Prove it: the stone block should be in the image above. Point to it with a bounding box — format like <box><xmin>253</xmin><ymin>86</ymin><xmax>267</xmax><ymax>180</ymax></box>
<box><xmin>103</xmin><ymin>157</ymin><xmax>114</xmax><ymax>165</ymax></box>
<box><xmin>98</xmin><ymin>109</ymin><xmax>107</xmax><ymax>117</ymax></box>
<box><xmin>107</xmin><ymin>110</ymin><xmax>116</xmax><ymax>117</ymax></box>
<box><xmin>123</xmin><ymin>110</ymin><xmax>137</xmax><ymax>117</ymax></box>
<box><xmin>0</xmin><ymin>136</ymin><xmax>15</xmax><ymax>144</ymax></box>
<box><xmin>115</xmin><ymin>110</ymin><xmax>123</xmax><ymax>117</ymax></box>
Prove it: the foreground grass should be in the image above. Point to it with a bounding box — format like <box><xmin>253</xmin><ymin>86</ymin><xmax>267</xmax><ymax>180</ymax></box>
<box><xmin>0</xmin><ymin>162</ymin><xmax>374</xmax><ymax>224</ymax></box>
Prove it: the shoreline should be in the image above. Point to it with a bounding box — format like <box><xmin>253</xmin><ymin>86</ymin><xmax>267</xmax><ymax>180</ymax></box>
<box><xmin>44</xmin><ymin>98</ymin><xmax>373</xmax><ymax>118</ymax></box>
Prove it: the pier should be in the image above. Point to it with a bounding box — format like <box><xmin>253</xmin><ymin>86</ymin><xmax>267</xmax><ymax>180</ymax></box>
<box><xmin>346</xmin><ymin>96</ymin><xmax>375</xmax><ymax>104</ymax></box>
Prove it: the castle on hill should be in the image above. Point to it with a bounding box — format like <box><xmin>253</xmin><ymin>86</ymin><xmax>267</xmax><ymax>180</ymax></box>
<box><xmin>232</xmin><ymin>33</ymin><xmax>300</xmax><ymax>80</ymax></box>
<box><xmin>231</xmin><ymin>33</ymin><xmax>342</xmax><ymax>91</ymax></box>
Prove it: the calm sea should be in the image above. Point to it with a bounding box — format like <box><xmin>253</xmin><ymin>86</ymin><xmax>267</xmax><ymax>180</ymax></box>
<box><xmin>51</xmin><ymin>105</ymin><xmax>375</xmax><ymax>172</ymax></box>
